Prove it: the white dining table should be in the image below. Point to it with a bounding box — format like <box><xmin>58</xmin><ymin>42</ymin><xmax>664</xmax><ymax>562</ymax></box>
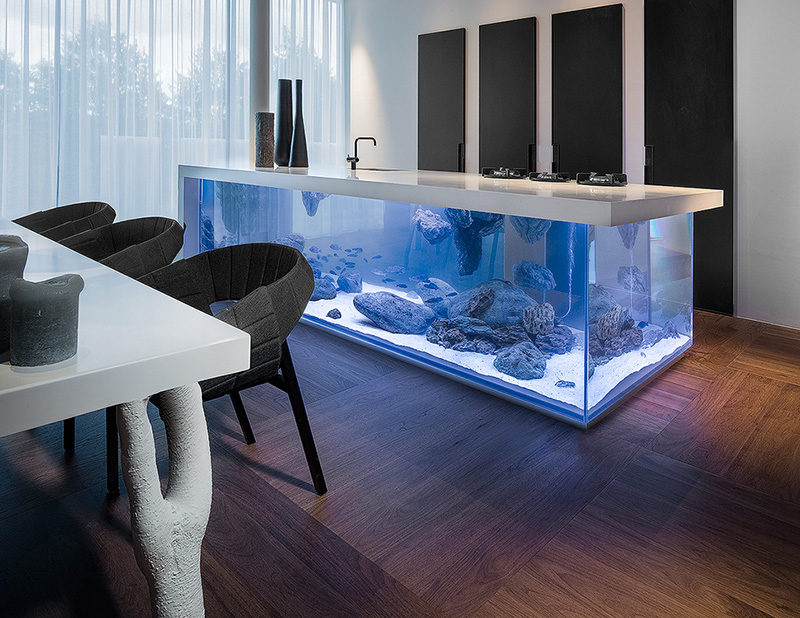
<box><xmin>0</xmin><ymin>219</ymin><xmax>250</xmax><ymax>616</ymax></box>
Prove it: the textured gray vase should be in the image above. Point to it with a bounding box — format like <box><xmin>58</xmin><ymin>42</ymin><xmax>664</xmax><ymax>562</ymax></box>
<box><xmin>0</xmin><ymin>235</ymin><xmax>29</xmax><ymax>358</ymax></box>
<box><xmin>9</xmin><ymin>273</ymin><xmax>85</xmax><ymax>367</ymax></box>
<box><xmin>255</xmin><ymin>111</ymin><xmax>275</xmax><ymax>168</ymax></box>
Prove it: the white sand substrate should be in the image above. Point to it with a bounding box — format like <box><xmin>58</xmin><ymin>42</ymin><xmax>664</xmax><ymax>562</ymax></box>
<box><xmin>304</xmin><ymin>282</ymin><xmax>689</xmax><ymax>411</ymax></box>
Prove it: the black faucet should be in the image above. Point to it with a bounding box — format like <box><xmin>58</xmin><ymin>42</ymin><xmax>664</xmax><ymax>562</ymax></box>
<box><xmin>346</xmin><ymin>137</ymin><xmax>377</xmax><ymax>170</ymax></box>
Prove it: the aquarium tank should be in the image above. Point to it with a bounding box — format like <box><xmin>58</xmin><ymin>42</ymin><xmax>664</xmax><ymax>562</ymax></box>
<box><xmin>183</xmin><ymin>177</ymin><xmax>693</xmax><ymax>427</ymax></box>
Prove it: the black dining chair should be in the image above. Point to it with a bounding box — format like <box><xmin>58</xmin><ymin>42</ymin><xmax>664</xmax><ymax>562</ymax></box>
<box><xmin>60</xmin><ymin>216</ymin><xmax>184</xmax><ymax>279</ymax></box>
<box><xmin>59</xmin><ymin>217</ymin><xmax>185</xmax><ymax>453</ymax></box>
<box><xmin>130</xmin><ymin>243</ymin><xmax>327</xmax><ymax>495</ymax></box>
<box><xmin>13</xmin><ymin>201</ymin><xmax>116</xmax><ymax>241</ymax></box>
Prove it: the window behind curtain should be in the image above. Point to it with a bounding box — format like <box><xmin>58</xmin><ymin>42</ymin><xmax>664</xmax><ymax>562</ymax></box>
<box><xmin>0</xmin><ymin>0</ymin><xmax>250</xmax><ymax>221</ymax></box>
<box><xmin>271</xmin><ymin>0</ymin><xmax>345</xmax><ymax>168</ymax></box>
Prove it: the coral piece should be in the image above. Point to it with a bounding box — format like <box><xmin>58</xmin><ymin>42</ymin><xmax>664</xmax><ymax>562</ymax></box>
<box><xmin>337</xmin><ymin>270</ymin><xmax>362</xmax><ymax>293</ymax></box>
<box><xmin>509</xmin><ymin>216</ymin><xmax>551</xmax><ymax>244</ymax></box>
<box><xmin>662</xmin><ymin>320</ymin><xmax>679</xmax><ymax>338</ymax></box>
<box><xmin>412</xmin><ymin>208</ymin><xmax>452</xmax><ymax>244</ymax></box>
<box><xmin>301</xmin><ymin>191</ymin><xmax>329</xmax><ymax>217</ymax></box>
<box><xmin>513</xmin><ymin>261</ymin><xmax>556</xmax><ymax>291</ymax></box>
<box><xmin>326</xmin><ymin>308</ymin><xmax>342</xmax><ymax>319</ymax></box>
<box><xmin>116</xmin><ymin>383</ymin><xmax>211</xmax><ymax>617</ymax></box>
<box><xmin>617</xmin><ymin>265</ymin><xmax>648</xmax><ymax>295</ymax></box>
<box><xmin>596</xmin><ymin>305</ymin><xmax>629</xmax><ymax>342</ymax></box>
<box><xmin>353</xmin><ymin>291</ymin><xmax>435</xmax><ymax>334</ymax></box>
<box><xmin>311</xmin><ymin>278</ymin><xmax>337</xmax><ymax>301</ymax></box>
<box><xmin>534</xmin><ymin>325</ymin><xmax>575</xmax><ymax>356</ymax></box>
<box><xmin>522</xmin><ymin>303</ymin><xmax>555</xmax><ymax>337</ymax></box>
<box><xmin>451</xmin><ymin>227</ymin><xmax>483</xmax><ymax>275</ymax></box>
<box><xmin>449</xmin><ymin>280</ymin><xmax>537</xmax><ymax>328</ymax></box>
<box><xmin>493</xmin><ymin>342</ymin><xmax>547</xmax><ymax>380</ymax></box>
<box><xmin>587</xmin><ymin>354</ymin><xmax>596</xmax><ymax>379</ymax></box>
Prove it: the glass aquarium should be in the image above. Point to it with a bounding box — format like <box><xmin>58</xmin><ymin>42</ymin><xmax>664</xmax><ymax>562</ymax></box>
<box><xmin>183</xmin><ymin>177</ymin><xmax>693</xmax><ymax>426</ymax></box>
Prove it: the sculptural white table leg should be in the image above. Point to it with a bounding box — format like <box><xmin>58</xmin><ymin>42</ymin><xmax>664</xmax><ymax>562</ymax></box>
<box><xmin>116</xmin><ymin>383</ymin><xmax>211</xmax><ymax>618</ymax></box>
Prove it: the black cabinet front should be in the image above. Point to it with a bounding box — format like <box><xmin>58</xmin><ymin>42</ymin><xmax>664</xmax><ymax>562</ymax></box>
<box><xmin>552</xmin><ymin>4</ymin><xmax>623</xmax><ymax>179</ymax></box>
<box><xmin>479</xmin><ymin>17</ymin><xmax>537</xmax><ymax>173</ymax></box>
<box><xmin>645</xmin><ymin>0</ymin><xmax>734</xmax><ymax>315</ymax></box>
<box><xmin>418</xmin><ymin>28</ymin><xmax>466</xmax><ymax>173</ymax></box>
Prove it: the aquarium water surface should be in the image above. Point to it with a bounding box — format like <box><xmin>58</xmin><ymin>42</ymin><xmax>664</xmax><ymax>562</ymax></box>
<box><xmin>184</xmin><ymin>178</ymin><xmax>693</xmax><ymax>426</ymax></box>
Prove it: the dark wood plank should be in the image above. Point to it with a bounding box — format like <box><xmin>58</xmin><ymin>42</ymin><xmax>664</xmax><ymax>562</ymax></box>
<box><xmin>478</xmin><ymin>449</ymin><xmax>800</xmax><ymax>617</ymax></box>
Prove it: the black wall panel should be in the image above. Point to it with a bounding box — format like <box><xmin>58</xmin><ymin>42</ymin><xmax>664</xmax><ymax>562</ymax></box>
<box><xmin>552</xmin><ymin>4</ymin><xmax>623</xmax><ymax>178</ymax></box>
<box><xmin>645</xmin><ymin>0</ymin><xmax>734</xmax><ymax>314</ymax></box>
<box><xmin>418</xmin><ymin>28</ymin><xmax>466</xmax><ymax>172</ymax></box>
<box><xmin>479</xmin><ymin>17</ymin><xmax>537</xmax><ymax>172</ymax></box>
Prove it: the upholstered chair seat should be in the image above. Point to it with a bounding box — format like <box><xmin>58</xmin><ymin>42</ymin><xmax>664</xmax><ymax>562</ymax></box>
<box><xmin>14</xmin><ymin>201</ymin><xmax>116</xmax><ymax>241</ymax></box>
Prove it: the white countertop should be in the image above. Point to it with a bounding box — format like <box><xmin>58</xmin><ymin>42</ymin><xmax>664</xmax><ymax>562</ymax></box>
<box><xmin>0</xmin><ymin>220</ymin><xmax>251</xmax><ymax>438</ymax></box>
<box><xmin>179</xmin><ymin>164</ymin><xmax>723</xmax><ymax>226</ymax></box>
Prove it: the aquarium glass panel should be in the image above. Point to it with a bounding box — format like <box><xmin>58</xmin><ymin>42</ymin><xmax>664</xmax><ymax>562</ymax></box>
<box><xmin>184</xmin><ymin>178</ymin><xmax>694</xmax><ymax>427</ymax></box>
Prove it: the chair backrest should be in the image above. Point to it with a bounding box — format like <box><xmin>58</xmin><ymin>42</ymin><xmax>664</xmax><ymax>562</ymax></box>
<box><xmin>13</xmin><ymin>202</ymin><xmax>116</xmax><ymax>241</ymax></box>
<box><xmin>140</xmin><ymin>243</ymin><xmax>311</xmax><ymax>315</ymax></box>
<box><xmin>62</xmin><ymin>217</ymin><xmax>184</xmax><ymax>279</ymax></box>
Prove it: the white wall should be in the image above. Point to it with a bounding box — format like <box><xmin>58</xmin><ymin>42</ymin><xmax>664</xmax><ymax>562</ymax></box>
<box><xmin>347</xmin><ymin>0</ymin><xmax>645</xmax><ymax>180</ymax></box>
<box><xmin>736</xmin><ymin>0</ymin><xmax>800</xmax><ymax>328</ymax></box>
<box><xmin>347</xmin><ymin>0</ymin><xmax>800</xmax><ymax>328</ymax></box>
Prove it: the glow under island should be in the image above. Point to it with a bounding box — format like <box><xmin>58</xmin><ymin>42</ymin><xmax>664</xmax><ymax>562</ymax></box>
<box><xmin>180</xmin><ymin>165</ymin><xmax>722</xmax><ymax>427</ymax></box>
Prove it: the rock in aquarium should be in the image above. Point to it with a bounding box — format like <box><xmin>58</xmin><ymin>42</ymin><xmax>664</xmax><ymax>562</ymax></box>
<box><xmin>512</xmin><ymin>261</ymin><xmax>556</xmax><ymax>291</ymax></box>
<box><xmin>617</xmin><ymin>222</ymin><xmax>642</xmax><ymax>250</ymax></box>
<box><xmin>493</xmin><ymin>342</ymin><xmax>546</xmax><ymax>380</ymax></box>
<box><xmin>311</xmin><ymin>277</ymin><xmax>337</xmax><ymax>301</ymax></box>
<box><xmin>412</xmin><ymin>208</ymin><xmax>452</xmax><ymax>244</ymax></box>
<box><xmin>588</xmin><ymin>284</ymin><xmax>617</xmax><ymax>324</ymax></box>
<box><xmin>274</xmin><ymin>233</ymin><xmax>305</xmax><ymax>252</ymax></box>
<box><xmin>425</xmin><ymin>316</ymin><xmax>497</xmax><ymax>354</ymax></box>
<box><xmin>509</xmin><ymin>216</ymin><xmax>551</xmax><ymax>244</ymax></box>
<box><xmin>534</xmin><ymin>325</ymin><xmax>575</xmax><ymax>356</ymax></box>
<box><xmin>416</xmin><ymin>277</ymin><xmax>456</xmax><ymax>317</ymax></box>
<box><xmin>522</xmin><ymin>303</ymin><xmax>555</xmax><ymax>336</ymax></box>
<box><xmin>337</xmin><ymin>269</ymin><xmax>362</xmax><ymax>293</ymax></box>
<box><xmin>301</xmin><ymin>191</ymin><xmax>330</xmax><ymax>217</ymax></box>
<box><xmin>353</xmin><ymin>291</ymin><xmax>435</xmax><ymax>334</ymax></box>
<box><xmin>326</xmin><ymin>308</ymin><xmax>342</xmax><ymax>319</ymax></box>
<box><xmin>617</xmin><ymin>265</ymin><xmax>648</xmax><ymax>295</ymax></box>
<box><xmin>449</xmin><ymin>280</ymin><xmax>536</xmax><ymax>328</ymax></box>
<box><xmin>444</xmin><ymin>209</ymin><xmax>504</xmax><ymax>276</ymax></box>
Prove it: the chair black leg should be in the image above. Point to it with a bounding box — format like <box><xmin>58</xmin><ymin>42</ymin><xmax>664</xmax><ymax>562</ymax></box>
<box><xmin>230</xmin><ymin>391</ymin><xmax>256</xmax><ymax>445</ymax></box>
<box><xmin>280</xmin><ymin>341</ymin><xmax>327</xmax><ymax>496</ymax></box>
<box><xmin>106</xmin><ymin>408</ymin><xmax>119</xmax><ymax>495</ymax></box>
<box><xmin>63</xmin><ymin>418</ymin><xmax>75</xmax><ymax>454</ymax></box>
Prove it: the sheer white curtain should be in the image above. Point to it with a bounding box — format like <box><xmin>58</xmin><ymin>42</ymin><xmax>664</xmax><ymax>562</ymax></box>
<box><xmin>271</xmin><ymin>0</ymin><xmax>345</xmax><ymax>168</ymax></box>
<box><xmin>0</xmin><ymin>0</ymin><xmax>250</xmax><ymax>221</ymax></box>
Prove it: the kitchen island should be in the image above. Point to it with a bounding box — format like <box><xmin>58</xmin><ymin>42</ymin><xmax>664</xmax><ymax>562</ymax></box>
<box><xmin>180</xmin><ymin>164</ymin><xmax>722</xmax><ymax>427</ymax></box>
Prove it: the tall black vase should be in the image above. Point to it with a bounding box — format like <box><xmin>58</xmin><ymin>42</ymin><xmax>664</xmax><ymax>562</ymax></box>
<box><xmin>274</xmin><ymin>79</ymin><xmax>293</xmax><ymax>167</ymax></box>
<box><xmin>290</xmin><ymin>79</ymin><xmax>309</xmax><ymax>168</ymax></box>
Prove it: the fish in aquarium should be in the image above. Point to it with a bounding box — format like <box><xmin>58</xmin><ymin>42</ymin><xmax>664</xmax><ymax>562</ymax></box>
<box><xmin>330</xmin><ymin>243</ymin><xmax>341</xmax><ymax>250</ymax></box>
<box><xmin>386</xmin><ymin>265</ymin><xmax>406</xmax><ymax>274</ymax></box>
<box><xmin>396</xmin><ymin>283</ymin><xmax>408</xmax><ymax>289</ymax></box>
<box><xmin>372</xmin><ymin>254</ymin><xmax>382</xmax><ymax>260</ymax></box>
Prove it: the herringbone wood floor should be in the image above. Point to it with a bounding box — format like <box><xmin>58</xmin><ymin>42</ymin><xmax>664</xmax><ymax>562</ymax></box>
<box><xmin>1</xmin><ymin>311</ymin><xmax>799</xmax><ymax>616</ymax></box>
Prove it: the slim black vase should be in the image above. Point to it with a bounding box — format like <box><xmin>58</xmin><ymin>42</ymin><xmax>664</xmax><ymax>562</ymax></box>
<box><xmin>275</xmin><ymin>79</ymin><xmax>293</xmax><ymax>167</ymax></box>
<box><xmin>290</xmin><ymin>79</ymin><xmax>309</xmax><ymax>168</ymax></box>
